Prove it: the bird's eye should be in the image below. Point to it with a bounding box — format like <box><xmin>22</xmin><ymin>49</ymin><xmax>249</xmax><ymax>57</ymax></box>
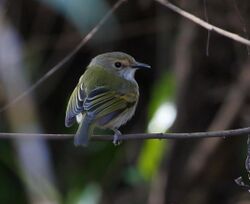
<box><xmin>114</xmin><ymin>62</ymin><xmax>122</xmax><ymax>68</ymax></box>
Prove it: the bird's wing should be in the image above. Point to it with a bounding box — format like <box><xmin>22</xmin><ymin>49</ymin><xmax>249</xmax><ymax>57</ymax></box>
<box><xmin>65</xmin><ymin>82</ymin><xmax>86</xmax><ymax>127</ymax></box>
<box><xmin>84</xmin><ymin>87</ymin><xmax>137</xmax><ymax>126</ymax></box>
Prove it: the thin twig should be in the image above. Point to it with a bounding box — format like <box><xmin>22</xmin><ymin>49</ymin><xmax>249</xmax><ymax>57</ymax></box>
<box><xmin>232</xmin><ymin>0</ymin><xmax>250</xmax><ymax>55</ymax></box>
<box><xmin>0</xmin><ymin>0</ymin><xmax>126</xmax><ymax>113</ymax></box>
<box><xmin>203</xmin><ymin>0</ymin><xmax>210</xmax><ymax>56</ymax></box>
<box><xmin>1</xmin><ymin>127</ymin><xmax>250</xmax><ymax>140</ymax></box>
<box><xmin>155</xmin><ymin>0</ymin><xmax>250</xmax><ymax>46</ymax></box>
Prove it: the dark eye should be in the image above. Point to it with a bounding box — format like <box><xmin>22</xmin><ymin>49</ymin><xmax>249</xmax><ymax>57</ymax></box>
<box><xmin>114</xmin><ymin>62</ymin><xmax>122</xmax><ymax>68</ymax></box>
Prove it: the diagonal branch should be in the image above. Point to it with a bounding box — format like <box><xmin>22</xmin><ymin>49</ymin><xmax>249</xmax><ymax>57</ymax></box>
<box><xmin>0</xmin><ymin>126</ymin><xmax>250</xmax><ymax>140</ymax></box>
<box><xmin>0</xmin><ymin>0</ymin><xmax>126</xmax><ymax>113</ymax></box>
<box><xmin>155</xmin><ymin>0</ymin><xmax>250</xmax><ymax>46</ymax></box>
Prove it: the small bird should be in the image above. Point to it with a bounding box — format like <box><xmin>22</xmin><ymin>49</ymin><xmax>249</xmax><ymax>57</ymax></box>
<box><xmin>65</xmin><ymin>52</ymin><xmax>150</xmax><ymax>146</ymax></box>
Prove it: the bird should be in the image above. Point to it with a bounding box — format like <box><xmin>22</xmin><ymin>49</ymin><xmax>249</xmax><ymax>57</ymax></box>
<box><xmin>65</xmin><ymin>52</ymin><xmax>151</xmax><ymax>146</ymax></box>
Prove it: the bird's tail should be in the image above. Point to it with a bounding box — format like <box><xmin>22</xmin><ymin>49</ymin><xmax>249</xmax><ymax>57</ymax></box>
<box><xmin>74</xmin><ymin>116</ymin><xmax>93</xmax><ymax>146</ymax></box>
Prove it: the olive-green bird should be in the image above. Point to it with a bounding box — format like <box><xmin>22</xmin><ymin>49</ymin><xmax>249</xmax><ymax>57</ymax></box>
<box><xmin>65</xmin><ymin>52</ymin><xmax>150</xmax><ymax>146</ymax></box>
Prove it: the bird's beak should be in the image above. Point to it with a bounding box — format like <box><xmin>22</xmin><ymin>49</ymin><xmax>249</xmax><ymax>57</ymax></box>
<box><xmin>131</xmin><ymin>61</ymin><xmax>151</xmax><ymax>69</ymax></box>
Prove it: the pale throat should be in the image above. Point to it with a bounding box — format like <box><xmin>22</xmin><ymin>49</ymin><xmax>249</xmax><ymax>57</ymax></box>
<box><xmin>120</xmin><ymin>68</ymin><xmax>136</xmax><ymax>81</ymax></box>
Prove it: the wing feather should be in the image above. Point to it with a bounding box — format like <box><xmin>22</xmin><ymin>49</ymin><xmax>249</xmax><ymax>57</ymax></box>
<box><xmin>83</xmin><ymin>87</ymin><xmax>137</xmax><ymax>126</ymax></box>
<box><xmin>65</xmin><ymin>83</ymin><xmax>86</xmax><ymax>127</ymax></box>
<box><xmin>65</xmin><ymin>85</ymin><xmax>137</xmax><ymax>128</ymax></box>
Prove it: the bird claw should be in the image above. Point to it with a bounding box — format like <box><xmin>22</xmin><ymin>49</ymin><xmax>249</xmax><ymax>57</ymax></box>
<box><xmin>112</xmin><ymin>129</ymin><xmax>122</xmax><ymax>146</ymax></box>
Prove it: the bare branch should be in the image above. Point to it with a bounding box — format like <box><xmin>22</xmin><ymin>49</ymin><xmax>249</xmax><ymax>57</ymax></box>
<box><xmin>0</xmin><ymin>126</ymin><xmax>250</xmax><ymax>141</ymax></box>
<box><xmin>185</xmin><ymin>61</ymin><xmax>250</xmax><ymax>183</ymax></box>
<box><xmin>0</xmin><ymin>0</ymin><xmax>126</xmax><ymax>113</ymax></box>
<box><xmin>155</xmin><ymin>0</ymin><xmax>250</xmax><ymax>46</ymax></box>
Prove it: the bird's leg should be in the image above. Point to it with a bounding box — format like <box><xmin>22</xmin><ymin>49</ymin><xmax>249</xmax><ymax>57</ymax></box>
<box><xmin>112</xmin><ymin>129</ymin><xmax>122</xmax><ymax>146</ymax></box>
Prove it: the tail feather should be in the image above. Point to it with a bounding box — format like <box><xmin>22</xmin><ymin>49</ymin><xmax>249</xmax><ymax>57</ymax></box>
<box><xmin>74</xmin><ymin>116</ymin><xmax>93</xmax><ymax>146</ymax></box>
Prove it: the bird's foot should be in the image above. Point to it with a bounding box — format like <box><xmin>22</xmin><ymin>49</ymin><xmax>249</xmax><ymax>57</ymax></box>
<box><xmin>113</xmin><ymin>129</ymin><xmax>122</xmax><ymax>146</ymax></box>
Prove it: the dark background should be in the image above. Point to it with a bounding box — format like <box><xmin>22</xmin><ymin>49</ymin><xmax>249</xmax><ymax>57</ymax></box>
<box><xmin>0</xmin><ymin>0</ymin><xmax>250</xmax><ymax>203</ymax></box>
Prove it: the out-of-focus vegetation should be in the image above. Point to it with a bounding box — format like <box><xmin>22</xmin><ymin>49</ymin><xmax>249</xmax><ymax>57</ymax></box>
<box><xmin>0</xmin><ymin>0</ymin><xmax>250</xmax><ymax>204</ymax></box>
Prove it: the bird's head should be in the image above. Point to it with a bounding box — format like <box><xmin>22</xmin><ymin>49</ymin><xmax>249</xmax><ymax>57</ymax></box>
<box><xmin>89</xmin><ymin>52</ymin><xmax>151</xmax><ymax>80</ymax></box>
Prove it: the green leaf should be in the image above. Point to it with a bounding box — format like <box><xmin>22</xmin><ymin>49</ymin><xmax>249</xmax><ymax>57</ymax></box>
<box><xmin>137</xmin><ymin>140</ymin><xmax>167</xmax><ymax>181</ymax></box>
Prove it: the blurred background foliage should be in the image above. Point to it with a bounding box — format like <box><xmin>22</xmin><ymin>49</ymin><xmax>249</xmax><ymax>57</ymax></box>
<box><xmin>0</xmin><ymin>0</ymin><xmax>250</xmax><ymax>204</ymax></box>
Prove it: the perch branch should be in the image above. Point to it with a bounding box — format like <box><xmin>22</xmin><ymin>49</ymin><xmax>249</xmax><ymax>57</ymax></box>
<box><xmin>155</xmin><ymin>0</ymin><xmax>250</xmax><ymax>46</ymax></box>
<box><xmin>0</xmin><ymin>126</ymin><xmax>250</xmax><ymax>140</ymax></box>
